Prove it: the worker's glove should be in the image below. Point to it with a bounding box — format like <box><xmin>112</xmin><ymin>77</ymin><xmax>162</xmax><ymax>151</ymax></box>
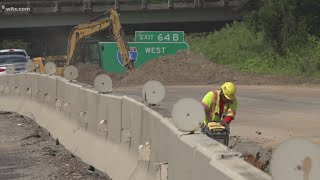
<box><xmin>199</xmin><ymin>122</ymin><xmax>205</xmax><ymax>129</ymax></box>
<box><xmin>220</xmin><ymin>121</ymin><xmax>227</xmax><ymax>127</ymax></box>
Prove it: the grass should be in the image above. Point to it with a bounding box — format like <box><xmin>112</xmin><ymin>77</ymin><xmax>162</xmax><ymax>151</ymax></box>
<box><xmin>186</xmin><ymin>22</ymin><xmax>320</xmax><ymax>78</ymax></box>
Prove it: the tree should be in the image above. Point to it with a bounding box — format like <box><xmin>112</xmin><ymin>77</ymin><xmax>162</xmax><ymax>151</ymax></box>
<box><xmin>0</xmin><ymin>40</ymin><xmax>30</xmax><ymax>51</ymax></box>
<box><xmin>244</xmin><ymin>0</ymin><xmax>319</xmax><ymax>55</ymax></box>
<box><xmin>295</xmin><ymin>0</ymin><xmax>320</xmax><ymax>38</ymax></box>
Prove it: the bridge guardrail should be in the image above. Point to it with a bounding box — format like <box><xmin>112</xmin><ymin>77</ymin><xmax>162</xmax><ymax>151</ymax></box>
<box><xmin>0</xmin><ymin>0</ymin><xmax>243</xmax><ymax>14</ymax></box>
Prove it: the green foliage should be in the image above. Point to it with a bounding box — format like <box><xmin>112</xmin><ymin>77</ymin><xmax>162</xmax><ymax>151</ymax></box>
<box><xmin>186</xmin><ymin>0</ymin><xmax>320</xmax><ymax>78</ymax></box>
<box><xmin>245</xmin><ymin>0</ymin><xmax>309</xmax><ymax>55</ymax></box>
<box><xmin>186</xmin><ymin>22</ymin><xmax>320</xmax><ymax>77</ymax></box>
<box><xmin>295</xmin><ymin>0</ymin><xmax>320</xmax><ymax>38</ymax></box>
<box><xmin>240</xmin><ymin>0</ymin><xmax>264</xmax><ymax>13</ymax></box>
<box><xmin>0</xmin><ymin>40</ymin><xmax>30</xmax><ymax>51</ymax></box>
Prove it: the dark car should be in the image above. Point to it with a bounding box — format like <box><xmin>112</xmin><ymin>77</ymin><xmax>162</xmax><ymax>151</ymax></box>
<box><xmin>0</xmin><ymin>55</ymin><xmax>28</xmax><ymax>75</ymax></box>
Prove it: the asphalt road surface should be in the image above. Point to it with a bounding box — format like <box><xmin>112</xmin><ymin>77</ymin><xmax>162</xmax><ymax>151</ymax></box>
<box><xmin>114</xmin><ymin>84</ymin><xmax>320</xmax><ymax>149</ymax></box>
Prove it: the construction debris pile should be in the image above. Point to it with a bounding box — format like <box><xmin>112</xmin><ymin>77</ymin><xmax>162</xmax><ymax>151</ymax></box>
<box><xmin>77</xmin><ymin>50</ymin><xmax>320</xmax><ymax>88</ymax></box>
<box><xmin>243</xmin><ymin>154</ymin><xmax>270</xmax><ymax>172</ymax></box>
<box><xmin>229</xmin><ymin>135</ymin><xmax>272</xmax><ymax>173</ymax></box>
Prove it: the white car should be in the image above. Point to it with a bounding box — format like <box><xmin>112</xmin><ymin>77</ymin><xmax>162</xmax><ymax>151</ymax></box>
<box><xmin>0</xmin><ymin>49</ymin><xmax>30</xmax><ymax>60</ymax></box>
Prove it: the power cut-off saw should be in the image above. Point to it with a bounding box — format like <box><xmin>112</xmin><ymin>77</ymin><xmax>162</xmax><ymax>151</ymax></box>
<box><xmin>202</xmin><ymin>121</ymin><xmax>230</xmax><ymax>146</ymax></box>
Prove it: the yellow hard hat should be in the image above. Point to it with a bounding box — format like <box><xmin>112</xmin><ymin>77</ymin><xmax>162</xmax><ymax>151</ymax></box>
<box><xmin>221</xmin><ymin>82</ymin><xmax>236</xmax><ymax>100</ymax></box>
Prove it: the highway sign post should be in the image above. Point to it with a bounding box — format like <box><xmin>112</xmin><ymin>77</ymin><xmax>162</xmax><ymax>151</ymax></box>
<box><xmin>135</xmin><ymin>31</ymin><xmax>184</xmax><ymax>43</ymax></box>
<box><xmin>99</xmin><ymin>42</ymin><xmax>189</xmax><ymax>73</ymax></box>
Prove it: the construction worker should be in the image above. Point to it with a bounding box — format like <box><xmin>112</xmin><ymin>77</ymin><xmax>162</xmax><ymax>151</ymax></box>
<box><xmin>200</xmin><ymin>82</ymin><xmax>237</xmax><ymax>129</ymax></box>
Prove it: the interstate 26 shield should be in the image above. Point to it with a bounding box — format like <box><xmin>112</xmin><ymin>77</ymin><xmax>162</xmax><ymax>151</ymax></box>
<box><xmin>117</xmin><ymin>47</ymin><xmax>138</xmax><ymax>67</ymax></box>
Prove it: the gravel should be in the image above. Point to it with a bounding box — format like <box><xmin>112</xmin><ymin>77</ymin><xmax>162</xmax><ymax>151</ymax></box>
<box><xmin>0</xmin><ymin>111</ymin><xmax>111</xmax><ymax>180</ymax></box>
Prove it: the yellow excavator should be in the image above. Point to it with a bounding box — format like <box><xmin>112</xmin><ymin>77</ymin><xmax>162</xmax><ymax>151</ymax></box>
<box><xmin>33</xmin><ymin>8</ymin><xmax>134</xmax><ymax>75</ymax></box>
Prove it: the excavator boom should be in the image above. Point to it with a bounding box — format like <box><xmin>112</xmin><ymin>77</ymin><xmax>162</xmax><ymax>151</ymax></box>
<box><xmin>33</xmin><ymin>8</ymin><xmax>133</xmax><ymax>74</ymax></box>
<box><xmin>109</xmin><ymin>10</ymin><xmax>134</xmax><ymax>70</ymax></box>
<box><xmin>67</xmin><ymin>8</ymin><xmax>133</xmax><ymax>69</ymax></box>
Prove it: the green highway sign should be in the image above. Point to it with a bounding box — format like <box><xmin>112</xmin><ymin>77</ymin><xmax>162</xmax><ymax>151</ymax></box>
<box><xmin>135</xmin><ymin>31</ymin><xmax>184</xmax><ymax>43</ymax></box>
<box><xmin>99</xmin><ymin>42</ymin><xmax>189</xmax><ymax>73</ymax></box>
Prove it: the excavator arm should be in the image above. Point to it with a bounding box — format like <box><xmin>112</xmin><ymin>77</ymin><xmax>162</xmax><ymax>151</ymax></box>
<box><xmin>66</xmin><ymin>8</ymin><xmax>134</xmax><ymax>70</ymax></box>
<box><xmin>109</xmin><ymin>9</ymin><xmax>134</xmax><ymax>70</ymax></box>
<box><xmin>33</xmin><ymin>8</ymin><xmax>134</xmax><ymax>74</ymax></box>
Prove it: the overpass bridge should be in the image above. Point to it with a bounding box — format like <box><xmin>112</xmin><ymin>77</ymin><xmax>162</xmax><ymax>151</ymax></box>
<box><xmin>0</xmin><ymin>7</ymin><xmax>241</xmax><ymax>29</ymax></box>
<box><xmin>0</xmin><ymin>0</ymin><xmax>244</xmax><ymax>61</ymax></box>
<box><xmin>0</xmin><ymin>0</ymin><xmax>243</xmax><ymax>29</ymax></box>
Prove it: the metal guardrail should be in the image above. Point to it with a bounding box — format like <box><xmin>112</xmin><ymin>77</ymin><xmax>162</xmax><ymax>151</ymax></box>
<box><xmin>0</xmin><ymin>0</ymin><xmax>243</xmax><ymax>14</ymax></box>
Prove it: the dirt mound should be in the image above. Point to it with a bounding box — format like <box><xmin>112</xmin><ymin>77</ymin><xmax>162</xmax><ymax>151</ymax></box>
<box><xmin>76</xmin><ymin>63</ymin><xmax>103</xmax><ymax>85</ymax></box>
<box><xmin>114</xmin><ymin>50</ymin><xmax>320</xmax><ymax>87</ymax></box>
<box><xmin>76</xmin><ymin>63</ymin><xmax>123</xmax><ymax>86</ymax></box>
<box><xmin>76</xmin><ymin>50</ymin><xmax>320</xmax><ymax>88</ymax></box>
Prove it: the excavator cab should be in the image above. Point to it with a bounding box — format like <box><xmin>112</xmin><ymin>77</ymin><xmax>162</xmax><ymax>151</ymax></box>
<box><xmin>71</xmin><ymin>37</ymin><xmax>102</xmax><ymax>67</ymax></box>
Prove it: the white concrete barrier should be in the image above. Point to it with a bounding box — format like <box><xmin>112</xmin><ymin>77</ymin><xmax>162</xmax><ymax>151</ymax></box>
<box><xmin>121</xmin><ymin>96</ymin><xmax>144</xmax><ymax>153</ymax></box>
<box><xmin>0</xmin><ymin>73</ymin><xmax>271</xmax><ymax>180</ymax></box>
<box><xmin>95</xmin><ymin>93</ymin><xmax>122</xmax><ymax>143</ymax></box>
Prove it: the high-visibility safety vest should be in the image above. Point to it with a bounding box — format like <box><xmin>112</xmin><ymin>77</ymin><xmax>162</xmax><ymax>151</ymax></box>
<box><xmin>201</xmin><ymin>90</ymin><xmax>237</xmax><ymax>124</ymax></box>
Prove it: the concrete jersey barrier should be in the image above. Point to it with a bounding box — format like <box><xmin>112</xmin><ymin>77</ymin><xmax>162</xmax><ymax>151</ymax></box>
<box><xmin>0</xmin><ymin>73</ymin><xmax>271</xmax><ymax>180</ymax></box>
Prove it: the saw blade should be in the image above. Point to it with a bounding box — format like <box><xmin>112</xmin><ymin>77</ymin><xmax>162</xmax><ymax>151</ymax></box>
<box><xmin>45</xmin><ymin>62</ymin><xmax>57</xmax><ymax>75</ymax></box>
<box><xmin>25</xmin><ymin>61</ymin><xmax>36</xmax><ymax>72</ymax></box>
<box><xmin>6</xmin><ymin>65</ymin><xmax>15</xmax><ymax>74</ymax></box>
<box><xmin>63</xmin><ymin>65</ymin><xmax>79</xmax><ymax>80</ymax></box>
<box><xmin>142</xmin><ymin>80</ymin><xmax>165</xmax><ymax>104</ymax></box>
<box><xmin>94</xmin><ymin>74</ymin><xmax>112</xmax><ymax>93</ymax></box>
<box><xmin>171</xmin><ymin>98</ymin><xmax>205</xmax><ymax>132</ymax></box>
